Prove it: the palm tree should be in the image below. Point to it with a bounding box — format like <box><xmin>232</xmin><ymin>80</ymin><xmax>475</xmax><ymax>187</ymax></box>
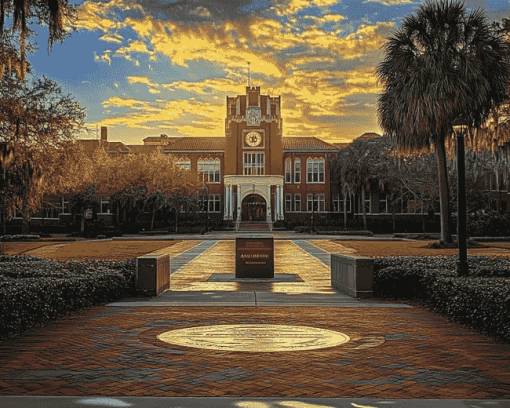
<box><xmin>377</xmin><ymin>0</ymin><xmax>510</xmax><ymax>244</ymax></box>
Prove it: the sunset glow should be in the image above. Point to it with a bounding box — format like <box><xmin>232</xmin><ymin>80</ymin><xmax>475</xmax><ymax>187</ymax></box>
<box><xmin>28</xmin><ymin>0</ymin><xmax>510</xmax><ymax>145</ymax></box>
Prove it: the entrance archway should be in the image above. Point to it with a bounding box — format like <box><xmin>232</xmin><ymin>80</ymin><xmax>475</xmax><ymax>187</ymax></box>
<box><xmin>242</xmin><ymin>194</ymin><xmax>267</xmax><ymax>221</ymax></box>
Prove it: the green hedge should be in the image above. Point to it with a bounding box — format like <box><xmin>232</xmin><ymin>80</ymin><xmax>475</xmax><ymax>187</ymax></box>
<box><xmin>0</xmin><ymin>255</ymin><xmax>136</xmax><ymax>338</ymax></box>
<box><xmin>0</xmin><ymin>234</ymin><xmax>41</xmax><ymax>242</ymax></box>
<box><xmin>373</xmin><ymin>255</ymin><xmax>510</xmax><ymax>342</ymax></box>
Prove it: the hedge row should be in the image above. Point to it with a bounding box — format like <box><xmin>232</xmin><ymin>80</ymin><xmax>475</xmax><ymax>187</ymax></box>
<box><xmin>1</xmin><ymin>235</ymin><xmax>41</xmax><ymax>242</ymax></box>
<box><xmin>373</xmin><ymin>255</ymin><xmax>510</xmax><ymax>342</ymax></box>
<box><xmin>0</xmin><ymin>255</ymin><xmax>136</xmax><ymax>338</ymax></box>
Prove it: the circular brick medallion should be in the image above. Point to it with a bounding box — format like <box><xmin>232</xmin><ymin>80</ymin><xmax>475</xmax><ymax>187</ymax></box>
<box><xmin>157</xmin><ymin>324</ymin><xmax>350</xmax><ymax>352</ymax></box>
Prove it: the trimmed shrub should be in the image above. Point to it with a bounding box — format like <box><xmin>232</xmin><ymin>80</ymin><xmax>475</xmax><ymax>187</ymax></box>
<box><xmin>373</xmin><ymin>255</ymin><xmax>510</xmax><ymax>342</ymax></box>
<box><xmin>0</xmin><ymin>235</ymin><xmax>41</xmax><ymax>242</ymax></box>
<box><xmin>0</xmin><ymin>255</ymin><xmax>136</xmax><ymax>338</ymax></box>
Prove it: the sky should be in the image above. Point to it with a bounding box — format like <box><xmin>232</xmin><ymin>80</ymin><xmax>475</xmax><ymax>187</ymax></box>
<box><xmin>27</xmin><ymin>0</ymin><xmax>510</xmax><ymax>145</ymax></box>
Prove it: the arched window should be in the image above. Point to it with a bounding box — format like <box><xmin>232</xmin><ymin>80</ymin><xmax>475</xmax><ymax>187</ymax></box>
<box><xmin>306</xmin><ymin>158</ymin><xmax>325</xmax><ymax>183</ymax></box>
<box><xmin>294</xmin><ymin>158</ymin><xmax>301</xmax><ymax>183</ymax></box>
<box><xmin>285</xmin><ymin>159</ymin><xmax>292</xmax><ymax>183</ymax></box>
<box><xmin>176</xmin><ymin>158</ymin><xmax>191</xmax><ymax>171</ymax></box>
<box><xmin>198</xmin><ymin>158</ymin><xmax>221</xmax><ymax>183</ymax></box>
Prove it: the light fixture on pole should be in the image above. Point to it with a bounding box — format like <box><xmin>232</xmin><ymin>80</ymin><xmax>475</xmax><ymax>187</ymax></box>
<box><xmin>452</xmin><ymin>115</ymin><xmax>469</xmax><ymax>277</ymax></box>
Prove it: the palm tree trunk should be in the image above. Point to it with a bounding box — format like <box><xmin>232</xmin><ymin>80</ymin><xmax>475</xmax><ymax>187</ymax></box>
<box><xmin>151</xmin><ymin>207</ymin><xmax>156</xmax><ymax>231</ymax></box>
<box><xmin>435</xmin><ymin>135</ymin><xmax>453</xmax><ymax>244</ymax></box>
<box><xmin>392</xmin><ymin>201</ymin><xmax>396</xmax><ymax>233</ymax></box>
<box><xmin>361</xmin><ymin>187</ymin><xmax>367</xmax><ymax>230</ymax></box>
<box><xmin>343</xmin><ymin>197</ymin><xmax>347</xmax><ymax>229</ymax></box>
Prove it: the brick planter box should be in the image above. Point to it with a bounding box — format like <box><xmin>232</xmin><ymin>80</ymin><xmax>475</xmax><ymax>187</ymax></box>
<box><xmin>331</xmin><ymin>254</ymin><xmax>374</xmax><ymax>299</ymax></box>
<box><xmin>135</xmin><ymin>254</ymin><xmax>170</xmax><ymax>295</ymax></box>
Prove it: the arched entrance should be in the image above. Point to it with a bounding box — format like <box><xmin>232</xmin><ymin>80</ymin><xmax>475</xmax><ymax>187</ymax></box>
<box><xmin>242</xmin><ymin>194</ymin><xmax>267</xmax><ymax>221</ymax></box>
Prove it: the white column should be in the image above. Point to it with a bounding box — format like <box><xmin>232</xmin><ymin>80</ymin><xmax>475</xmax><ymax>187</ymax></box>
<box><xmin>276</xmin><ymin>185</ymin><xmax>280</xmax><ymax>220</ymax></box>
<box><xmin>267</xmin><ymin>185</ymin><xmax>272</xmax><ymax>221</ymax></box>
<box><xmin>278</xmin><ymin>185</ymin><xmax>282</xmax><ymax>220</ymax></box>
<box><xmin>224</xmin><ymin>185</ymin><xmax>228</xmax><ymax>219</ymax></box>
<box><xmin>275</xmin><ymin>185</ymin><xmax>279</xmax><ymax>220</ymax></box>
<box><xmin>280</xmin><ymin>185</ymin><xmax>285</xmax><ymax>220</ymax></box>
<box><xmin>230</xmin><ymin>185</ymin><xmax>233</xmax><ymax>219</ymax></box>
<box><xmin>237</xmin><ymin>184</ymin><xmax>241</xmax><ymax>220</ymax></box>
<box><xmin>280</xmin><ymin>185</ymin><xmax>284</xmax><ymax>219</ymax></box>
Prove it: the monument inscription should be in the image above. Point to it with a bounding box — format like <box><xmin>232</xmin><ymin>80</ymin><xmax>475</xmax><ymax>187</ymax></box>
<box><xmin>235</xmin><ymin>237</ymin><xmax>274</xmax><ymax>278</ymax></box>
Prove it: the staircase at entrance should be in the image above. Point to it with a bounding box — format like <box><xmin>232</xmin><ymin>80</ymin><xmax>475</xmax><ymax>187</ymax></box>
<box><xmin>237</xmin><ymin>222</ymin><xmax>272</xmax><ymax>232</ymax></box>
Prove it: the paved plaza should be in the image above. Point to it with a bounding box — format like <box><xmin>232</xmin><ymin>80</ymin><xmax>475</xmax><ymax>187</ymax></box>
<box><xmin>1</xmin><ymin>238</ymin><xmax>510</xmax><ymax>407</ymax></box>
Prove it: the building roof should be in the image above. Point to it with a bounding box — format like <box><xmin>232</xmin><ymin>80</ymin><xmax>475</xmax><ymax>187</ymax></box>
<box><xmin>283</xmin><ymin>137</ymin><xmax>339</xmax><ymax>152</ymax></box>
<box><xmin>125</xmin><ymin>145</ymin><xmax>161</xmax><ymax>154</ymax></box>
<box><xmin>78</xmin><ymin>140</ymin><xmax>133</xmax><ymax>155</ymax></box>
<box><xmin>356</xmin><ymin>132</ymin><xmax>381</xmax><ymax>140</ymax></box>
<box><xmin>331</xmin><ymin>142</ymin><xmax>352</xmax><ymax>149</ymax></box>
<box><xmin>105</xmin><ymin>142</ymin><xmax>132</xmax><ymax>153</ymax></box>
<box><xmin>163</xmin><ymin>137</ymin><xmax>225</xmax><ymax>151</ymax></box>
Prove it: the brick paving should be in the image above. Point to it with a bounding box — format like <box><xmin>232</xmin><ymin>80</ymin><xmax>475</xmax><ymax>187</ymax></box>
<box><xmin>1</xmin><ymin>238</ymin><xmax>509</xmax><ymax>398</ymax></box>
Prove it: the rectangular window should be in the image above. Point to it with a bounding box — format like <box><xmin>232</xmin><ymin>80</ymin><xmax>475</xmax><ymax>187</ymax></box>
<box><xmin>332</xmin><ymin>193</ymin><xmax>339</xmax><ymax>212</ymax></box>
<box><xmin>318</xmin><ymin>194</ymin><xmax>325</xmax><ymax>212</ymax></box>
<box><xmin>379</xmin><ymin>192</ymin><xmax>388</xmax><ymax>214</ymax></box>
<box><xmin>307</xmin><ymin>194</ymin><xmax>325</xmax><ymax>212</ymax></box>
<box><xmin>358</xmin><ymin>193</ymin><xmax>370</xmax><ymax>214</ymax></box>
<box><xmin>501</xmin><ymin>200</ymin><xmax>508</xmax><ymax>213</ymax></box>
<box><xmin>333</xmin><ymin>194</ymin><xmax>351</xmax><ymax>213</ymax></box>
<box><xmin>490</xmin><ymin>174</ymin><xmax>497</xmax><ymax>191</ymax></box>
<box><xmin>198</xmin><ymin>160</ymin><xmax>221</xmax><ymax>183</ymax></box>
<box><xmin>207</xmin><ymin>194</ymin><xmax>221</xmax><ymax>213</ymax></box>
<box><xmin>62</xmin><ymin>196</ymin><xmax>70</xmax><ymax>214</ymax></box>
<box><xmin>100</xmin><ymin>196</ymin><xmax>111</xmax><ymax>214</ymax></box>
<box><xmin>285</xmin><ymin>194</ymin><xmax>292</xmax><ymax>212</ymax></box>
<box><xmin>307</xmin><ymin>194</ymin><xmax>313</xmax><ymax>212</ymax></box>
<box><xmin>294</xmin><ymin>194</ymin><xmax>301</xmax><ymax>212</ymax></box>
<box><xmin>294</xmin><ymin>160</ymin><xmax>301</xmax><ymax>183</ymax></box>
<box><xmin>285</xmin><ymin>161</ymin><xmax>292</xmax><ymax>183</ymax></box>
<box><xmin>243</xmin><ymin>153</ymin><xmax>265</xmax><ymax>175</ymax></box>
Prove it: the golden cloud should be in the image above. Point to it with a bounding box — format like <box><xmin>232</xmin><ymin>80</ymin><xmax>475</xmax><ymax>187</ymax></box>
<box><xmin>98</xmin><ymin>34</ymin><xmax>123</xmax><ymax>44</ymax></box>
<box><xmin>162</xmin><ymin>78</ymin><xmax>245</xmax><ymax>95</ymax></box>
<box><xmin>276</xmin><ymin>0</ymin><xmax>338</xmax><ymax>16</ymax></box>
<box><xmin>74</xmin><ymin>0</ymin><xmax>143</xmax><ymax>33</ymax></box>
<box><xmin>127</xmin><ymin>75</ymin><xmax>159</xmax><ymax>88</ymax></box>
<box><xmin>102</xmin><ymin>96</ymin><xmax>150</xmax><ymax>109</ymax></box>
<box><xmin>98</xmin><ymin>97</ymin><xmax>225</xmax><ymax>136</ymax></box>
<box><xmin>365</xmin><ymin>0</ymin><xmax>413</xmax><ymax>4</ymax></box>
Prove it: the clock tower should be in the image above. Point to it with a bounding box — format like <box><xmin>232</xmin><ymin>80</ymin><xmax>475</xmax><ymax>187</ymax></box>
<box><xmin>224</xmin><ymin>86</ymin><xmax>283</xmax><ymax>176</ymax></box>
<box><xmin>224</xmin><ymin>86</ymin><xmax>285</xmax><ymax>224</ymax></box>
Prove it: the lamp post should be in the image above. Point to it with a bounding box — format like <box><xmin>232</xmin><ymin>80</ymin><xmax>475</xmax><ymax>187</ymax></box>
<box><xmin>311</xmin><ymin>193</ymin><xmax>316</xmax><ymax>233</ymax></box>
<box><xmin>452</xmin><ymin>116</ymin><xmax>468</xmax><ymax>277</ymax></box>
<box><xmin>200</xmin><ymin>185</ymin><xmax>209</xmax><ymax>233</ymax></box>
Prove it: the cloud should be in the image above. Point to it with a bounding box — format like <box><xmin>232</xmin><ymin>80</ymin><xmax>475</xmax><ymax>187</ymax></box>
<box><xmin>162</xmin><ymin>78</ymin><xmax>245</xmax><ymax>95</ymax></box>
<box><xmin>94</xmin><ymin>50</ymin><xmax>112</xmax><ymax>65</ymax></box>
<box><xmin>78</xmin><ymin>0</ymin><xmax>390</xmax><ymax>141</ymax></box>
<box><xmin>74</xmin><ymin>0</ymin><xmax>144</xmax><ymax>33</ymax></box>
<box><xmin>99</xmin><ymin>33</ymin><xmax>123</xmax><ymax>43</ymax></box>
<box><xmin>98</xmin><ymin>96</ymin><xmax>225</xmax><ymax>136</ymax></box>
<box><xmin>127</xmin><ymin>75</ymin><xmax>159</xmax><ymax>87</ymax></box>
<box><xmin>275</xmin><ymin>0</ymin><xmax>338</xmax><ymax>16</ymax></box>
<box><xmin>363</xmin><ymin>0</ymin><xmax>414</xmax><ymax>5</ymax></box>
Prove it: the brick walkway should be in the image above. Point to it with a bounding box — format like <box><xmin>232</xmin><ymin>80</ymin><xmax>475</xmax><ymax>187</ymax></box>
<box><xmin>1</xmin><ymin>239</ymin><xmax>509</xmax><ymax>399</ymax></box>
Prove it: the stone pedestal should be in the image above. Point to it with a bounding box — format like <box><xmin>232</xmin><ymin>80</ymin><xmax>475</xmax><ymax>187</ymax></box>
<box><xmin>331</xmin><ymin>254</ymin><xmax>373</xmax><ymax>298</ymax></box>
<box><xmin>235</xmin><ymin>237</ymin><xmax>274</xmax><ymax>278</ymax></box>
<box><xmin>136</xmin><ymin>254</ymin><xmax>170</xmax><ymax>295</ymax></box>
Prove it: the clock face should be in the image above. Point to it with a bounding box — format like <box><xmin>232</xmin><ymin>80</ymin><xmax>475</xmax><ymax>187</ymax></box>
<box><xmin>245</xmin><ymin>131</ymin><xmax>262</xmax><ymax>147</ymax></box>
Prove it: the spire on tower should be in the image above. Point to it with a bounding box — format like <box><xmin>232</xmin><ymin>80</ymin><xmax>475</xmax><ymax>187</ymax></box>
<box><xmin>248</xmin><ymin>62</ymin><xmax>251</xmax><ymax>88</ymax></box>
